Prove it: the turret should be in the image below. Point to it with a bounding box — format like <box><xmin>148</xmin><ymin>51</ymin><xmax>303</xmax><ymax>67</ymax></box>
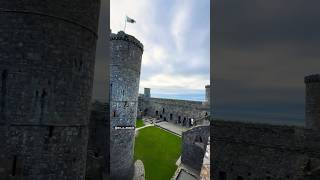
<box><xmin>305</xmin><ymin>74</ymin><xmax>320</xmax><ymax>130</ymax></box>
<box><xmin>144</xmin><ymin>88</ymin><xmax>151</xmax><ymax>98</ymax></box>
<box><xmin>110</xmin><ymin>31</ymin><xmax>144</xmax><ymax>179</ymax></box>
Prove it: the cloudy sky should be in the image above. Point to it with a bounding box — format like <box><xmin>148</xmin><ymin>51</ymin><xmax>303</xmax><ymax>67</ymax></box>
<box><xmin>213</xmin><ymin>0</ymin><xmax>320</xmax><ymax>125</ymax></box>
<box><xmin>110</xmin><ymin>0</ymin><xmax>210</xmax><ymax>101</ymax></box>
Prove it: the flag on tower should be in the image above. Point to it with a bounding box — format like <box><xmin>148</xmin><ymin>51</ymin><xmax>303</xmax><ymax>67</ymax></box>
<box><xmin>126</xmin><ymin>16</ymin><xmax>136</xmax><ymax>23</ymax></box>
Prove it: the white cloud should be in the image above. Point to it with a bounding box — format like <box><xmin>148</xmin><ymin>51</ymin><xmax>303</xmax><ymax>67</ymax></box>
<box><xmin>111</xmin><ymin>0</ymin><xmax>210</xmax><ymax>100</ymax></box>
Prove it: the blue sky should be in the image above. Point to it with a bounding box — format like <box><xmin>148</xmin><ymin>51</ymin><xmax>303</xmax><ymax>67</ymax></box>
<box><xmin>110</xmin><ymin>0</ymin><xmax>210</xmax><ymax>101</ymax></box>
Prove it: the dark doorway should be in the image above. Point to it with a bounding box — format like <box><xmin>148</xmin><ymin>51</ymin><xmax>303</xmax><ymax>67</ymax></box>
<box><xmin>156</xmin><ymin>111</ymin><xmax>158</xmax><ymax>115</ymax></box>
<box><xmin>170</xmin><ymin>114</ymin><xmax>173</xmax><ymax>120</ymax></box>
<box><xmin>219</xmin><ymin>171</ymin><xmax>226</xmax><ymax>180</ymax></box>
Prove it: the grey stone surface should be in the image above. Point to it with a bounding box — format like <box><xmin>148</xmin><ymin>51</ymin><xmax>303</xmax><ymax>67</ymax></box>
<box><xmin>133</xmin><ymin>160</ymin><xmax>145</xmax><ymax>180</ymax></box>
<box><xmin>138</xmin><ymin>88</ymin><xmax>209</xmax><ymax>128</ymax></box>
<box><xmin>0</xmin><ymin>1</ymin><xmax>100</xmax><ymax>179</ymax></box>
<box><xmin>305</xmin><ymin>74</ymin><xmax>320</xmax><ymax>130</ymax></box>
<box><xmin>181</xmin><ymin>125</ymin><xmax>210</xmax><ymax>173</ymax></box>
<box><xmin>86</xmin><ymin>101</ymin><xmax>109</xmax><ymax>180</ymax></box>
<box><xmin>211</xmin><ymin>120</ymin><xmax>320</xmax><ymax>180</ymax></box>
<box><xmin>110</xmin><ymin>31</ymin><xmax>143</xmax><ymax>180</ymax></box>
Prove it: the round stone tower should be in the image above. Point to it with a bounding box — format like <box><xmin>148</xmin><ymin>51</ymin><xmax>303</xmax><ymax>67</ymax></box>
<box><xmin>0</xmin><ymin>1</ymin><xmax>100</xmax><ymax>179</ymax></box>
<box><xmin>110</xmin><ymin>31</ymin><xmax>143</xmax><ymax>179</ymax></box>
<box><xmin>305</xmin><ymin>74</ymin><xmax>320</xmax><ymax>130</ymax></box>
<box><xmin>205</xmin><ymin>85</ymin><xmax>211</xmax><ymax>104</ymax></box>
<box><xmin>144</xmin><ymin>88</ymin><xmax>151</xmax><ymax>98</ymax></box>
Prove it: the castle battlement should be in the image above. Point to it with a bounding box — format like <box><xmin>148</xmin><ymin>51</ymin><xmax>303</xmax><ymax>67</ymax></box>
<box><xmin>305</xmin><ymin>74</ymin><xmax>320</xmax><ymax>83</ymax></box>
<box><xmin>110</xmin><ymin>31</ymin><xmax>144</xmax><ymax>52</ymax></box>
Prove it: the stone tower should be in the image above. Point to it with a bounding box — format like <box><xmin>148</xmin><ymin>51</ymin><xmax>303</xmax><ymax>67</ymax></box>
<box><xmin>305</xmin><ymin>74</ymin><xmax>320</xmax><ymax>130</ymax></box>
<box><xmin>110</xmin><ymin>31</ymin><xmax>143</xmax><ymax>179</ymax></box>
<box><xmin>205</xmin><ymin>85</ymin><xmax>210</xmax><ymax>105</ymax></box>
<box><xmin>144</xmin><ymin>88</ymin><xmax>151</xmax><ymax>98</ymax></box>
<box><xmin>0</xmin><ymin>1</ymin><xmax>100</xmax><ymax>179</ymax></box>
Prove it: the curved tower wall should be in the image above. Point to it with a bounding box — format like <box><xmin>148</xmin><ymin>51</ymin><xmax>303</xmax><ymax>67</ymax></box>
<box><xmin>144</xmin><ymin>88</ymin><xmax>151</xmax><ymax>98</ymax></box>
<box><xmin>110</xmin><ymin>31</ymin><xmax>143</xmax><ymax>179</ymax></box>
<box><xmin>305</xmin><ymin>74</ymin><xmax>320</xmax><ymax>130</ymax></box>
<box><xmin>0</xmin><ymin>1</ymin><xmax>100</xmax><ymax>179</ymax></box>
<box><xmin>205</xmin><ymin>85</ymin><xmax>210</xmax><ymax>105</ymax></box>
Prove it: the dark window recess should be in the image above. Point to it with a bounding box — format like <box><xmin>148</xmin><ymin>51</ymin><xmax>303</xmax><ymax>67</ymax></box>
<box><xmin>160</xmin><ymin>115</ymin><xmax>162</xmax><ymax>118</ymax></box>
<box><xmin>156</xmin><ymin>111</ymin><xmax>158</xmax><ymax>115</ymax></box>
<box><xmin>113</xmin><ymin>111</ymin><xmax>116</xmax><ymax>117</ymax></box>
<box><xmin>162</xmin><ymin>108</ymin><xmax>165</xmax><ymax>113</ymax></box>
<box><xmin>1</xmin><ymin>70</ymin><xmax>8</xmax><ymax>115</ymax></box>
<box><xmin>11</xmin><ymin>155</ymin><xmax>17</xmax><ymax>176</ymax></box>
<box><xmin>170</xmin><ymin>114</ymin><xmax>173</xmax><ymax>120</ymax></box>
<box><xmin>195</xmin><ymin>136</ymin><xmax>203</xmax><ymax>143</ymax></box>
<box><xmin>48</xmin><ymin>126</ymin><xmax>54</xmax><ymax>137</ymax></box>
<box><xmin>304</xmin><ymin>159</ymin><xmax>312</xmax><ymax>172</ymax></box>
<box><xmin>124</xmin><ymin>101</ymin><xmax>128</xmax><ymax>107</ymax></box>
<box><xmin>122</xmin><ymin>90</ymin><xmax>124</xmax><ymax>96</ymax></box>
<box><xmin>237</xmin><ymin>176</ymin><xmax>244</xmax><ymax>180</ymax></box>
<box><xmin>40</xmin><ymin>89</ymin><xmax>47</xmax><ymax>121</ymax></box>
<box><xmin>219</xmin><ymin>171</ymin><xmax>226</xmax><ymax>180</ymax></box>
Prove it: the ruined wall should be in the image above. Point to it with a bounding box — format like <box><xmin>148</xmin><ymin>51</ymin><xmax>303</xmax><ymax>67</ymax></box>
<box><xmin>86</xmin><ymin>101</ymin><xmax>109</xmax><ymax>180</ymax></box>
<box><xmin>181</xmin><ymin>125</ymin><xmax>210</xmax><ymax>172</ymax></box>
<box><xmin>110</xmin><ymin>31</ymin><xmax>143</xmax><ymax>180</ymax></box>
<box><xmin>211</xmin><ymin>120</ymin><xmax>320</xmax><ymax>180</ymax></box>
<box><xmin>0</xmin><ymin>1</ymin><xmax>100</xmax><ymax>179</ymax></box>
<box><xmin>305</xmin><ymin>74</ymin><xmax>320</xmax><ymax>130</ymax></box>
<box><xmin>139</xmin><ymin>97</ymin><xmax>209</xmax><ymax>127</ymax></box>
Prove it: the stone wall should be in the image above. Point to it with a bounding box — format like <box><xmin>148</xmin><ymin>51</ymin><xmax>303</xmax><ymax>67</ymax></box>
<box><xmin>109</xmin><ymin>31</ymin><xmax>143</xmax><ymax>180</ymax></box>
<box><xmin>181</xmin><ymin>125</ymin><xmax>210</xmax><ymax>172</ymax></box>
<box><xmin>305</xmin><ymin>74</ymin><xmax>320</xmax><ymax>130</ymax></box>
<box><xmin>138</xmin><ymin>96</ymin><xmax>209</xmax><ymax>127</ymax></box>
<box><xmin>0</xmin><ymin>1</ymin><xmax>100</xmax><ymax>179</ymax></box>
<box><xmin>211</xmin><ymin>120</ymin><xmax>320</xmax><ymax>180</ymax></box>
<box><xmin>86</xmin><ymin>101</ymin><xmax>109</xmax><ymax>180</ymax></box>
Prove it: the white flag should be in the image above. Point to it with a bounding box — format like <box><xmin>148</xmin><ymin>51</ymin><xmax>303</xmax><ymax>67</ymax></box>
<box><xmin>126</xmin><ymin>16</ymin><xmax>136</xmax><ymax>23</ymax></box>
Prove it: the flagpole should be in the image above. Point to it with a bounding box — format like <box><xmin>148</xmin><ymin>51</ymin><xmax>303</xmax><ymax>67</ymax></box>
<box><xmin>124</xmin><ymin>16</ymin><xmax>127</xmax><ymax>32</ymax></box>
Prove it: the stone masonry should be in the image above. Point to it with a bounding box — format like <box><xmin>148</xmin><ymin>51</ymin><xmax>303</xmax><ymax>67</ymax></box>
<box><xmin>138</xmin><ymin>87</ymin><xmax>209</xmax><ymax>127</ymax></box>
<box><xmin>211</xmin><ymin>74</ymin><xmax>320</xmax><ymax>180</ymax></box>
<box><xmin>109</xmin><ymin>31</ymin><xmax>143</xmax><ymax>180</ymax></box>
<box><xmin>0</xmin><ymin>1</ymin><xmax>100</xmax><ymax>179</ymax></box>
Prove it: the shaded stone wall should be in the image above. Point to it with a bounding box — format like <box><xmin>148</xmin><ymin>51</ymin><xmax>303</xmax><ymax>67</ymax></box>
<box><xmin>305</xmin><ymin>74</ymin><xmax>320</xmax><ymax>130</ymax></box>
<box><xmin>86</xmin><ymin>101</ymin><xmax>109</xmax><ymax>180</ymax></box>
<box><xmin>0</xmin><ymin>1</ymin><xmax>100</xmax><ymax>179</ymax></box>
<box><xmin>181</xmin><ymin>125</ymin><xmax>210</xmax><ymax>172</ymax></box>
<box><xmin>139</xmin><ymin>96</ymin><xmax>209</xmax><ymax>127</ymax></box>
<box><xmin>211</xmin><ymin>120</ymin><xmax>320</xmax><ymax>180</ymax></box>
<box><xmin>110</xmin><ymin>31</ymin><xmax>143</xmax><ymax>180</ymax></box>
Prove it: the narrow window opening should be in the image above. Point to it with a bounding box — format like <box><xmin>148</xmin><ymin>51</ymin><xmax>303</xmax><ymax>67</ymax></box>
<box><xmin>11</xmin><ymin>155</ymin><xmax>17</xmax><ymax>176</ymax></box>
<box><xmin>40</xmin><ymin>89</ymin><xmax>47</xmax><ymax>121</ymax></box>
<box><xmin>48</xmin><ymin>126</ymin><xmax>54</xmax><ymax>138</ymax></box>
<box><xmin>170</xmin><ymin>114</ymin><xmax>173</xmax><ymax>120</ymax></box>
<box><xmin>1</xmin><ymin>70</ymin><xmax>8</xmax><ymax>114</ymax></box>
<box><xmin>124</xmin><ymin>101</ymin><xmax>128</xmax><ymax>107</ymax></box>
<box><xmin>219</xmin><ymin>171</ymin><xmax>226</xmax><ymax>180</ymax></box>
<box><xmin>156</xmin><ymin>111</ymin><xmax>158</xmax><ymax>115</ymax></box>
<box><xmin>113</xmin><ymin>110</ymin><xmax>116</xmax><ymax>117</ymax></box>
<box><xmin>237</xmin><ymin>176</ymin><xmax>243</xmax><ymax>180</ymax></box>
<box><xmin>162</xmin><ymin>108</ymin><xmax>165</xmax><ymax>113</ymax></box>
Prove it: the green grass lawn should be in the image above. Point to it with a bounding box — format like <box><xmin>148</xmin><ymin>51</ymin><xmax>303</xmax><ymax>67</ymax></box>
<box><xmin>136</xmin><ymin>119</ymin><xmax>145</xmax><ymax>128</ymax></box>
<box><xmin>134</xmin><ymin>126</ymin><xmax>181</xmax><ymax>180</ymax></box>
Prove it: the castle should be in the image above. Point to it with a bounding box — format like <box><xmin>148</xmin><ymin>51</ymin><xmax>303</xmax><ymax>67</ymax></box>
<box><xmin>137</xmin><ymin>85</ymin><xmax>210</xmax><ymax>127</ymax></box>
